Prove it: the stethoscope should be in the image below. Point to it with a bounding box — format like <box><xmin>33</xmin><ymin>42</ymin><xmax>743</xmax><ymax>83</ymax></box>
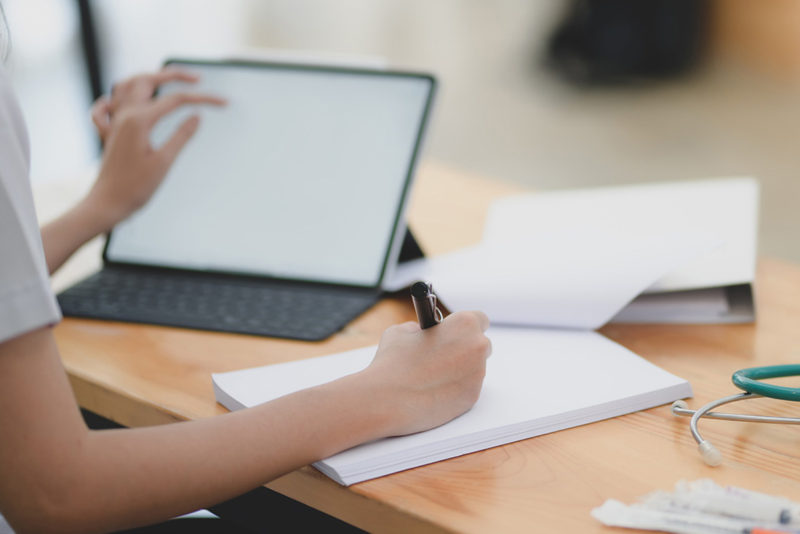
<box><xmin>671</xmin><ymin>364</ymin><xmax>800</xmax><ymax>466</ymax></box>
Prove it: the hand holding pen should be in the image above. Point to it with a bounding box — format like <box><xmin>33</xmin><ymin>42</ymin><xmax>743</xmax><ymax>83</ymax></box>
<box><xmin>358</xmin><ymin>283</ymin><xmax>490</xmax><ymax>436</ymax></box>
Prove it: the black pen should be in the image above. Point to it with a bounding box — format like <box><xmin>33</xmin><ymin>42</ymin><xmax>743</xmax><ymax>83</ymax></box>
<box><xmin>410</xmin><ymin>281</ymin><xmax>442</xmax><ymax>329</ymax></box>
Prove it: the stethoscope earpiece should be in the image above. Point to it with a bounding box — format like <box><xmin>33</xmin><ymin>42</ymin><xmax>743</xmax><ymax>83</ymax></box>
<box><xmin>697</xmin><ymin>440</ymin><xmax>722</xmax><ymax>467</ymax></box>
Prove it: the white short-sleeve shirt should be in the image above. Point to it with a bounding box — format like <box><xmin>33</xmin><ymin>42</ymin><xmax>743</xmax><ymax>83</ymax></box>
<box><xmin>0</xmin><ymin>65</ymin><xmax>61</xmax><ymax>343</ymax></box>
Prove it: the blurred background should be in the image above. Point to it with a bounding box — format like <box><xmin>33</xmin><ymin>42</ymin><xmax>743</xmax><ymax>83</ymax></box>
<box><xmin>4</xmin><ymin>0</ymin><xmax>800</xmax><ymax>262</ymax></box>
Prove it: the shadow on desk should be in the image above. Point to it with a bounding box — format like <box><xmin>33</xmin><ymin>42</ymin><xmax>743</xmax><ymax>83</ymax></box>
<box><xmin>81</xmin><ymin>410</ymin><xmax>365</xmax><ymax>534</ymax></box>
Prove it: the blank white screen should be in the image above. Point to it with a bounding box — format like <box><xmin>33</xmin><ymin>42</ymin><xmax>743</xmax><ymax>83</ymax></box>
<box><xmin>105</xmin><ymin>62</ymin><xmax>434</xmax><ymax>287</ymax></box>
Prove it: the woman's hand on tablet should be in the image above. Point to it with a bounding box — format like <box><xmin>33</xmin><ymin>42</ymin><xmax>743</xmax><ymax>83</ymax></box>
<box><xmin>86</xmin><ymin>68</ymin><xmax>226</xmax><ymax>232</ymax></box>
<box><xmin>40</xmin><ymin>68</ymin><xmax>225</xmax><ymax>274</ymax></box>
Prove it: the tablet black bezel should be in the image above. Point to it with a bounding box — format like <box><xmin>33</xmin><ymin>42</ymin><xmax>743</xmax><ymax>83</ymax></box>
<box><xmin>101</xmin><ymin>58</ymin><xmax>437</xmax><ymax>292</ymax></box>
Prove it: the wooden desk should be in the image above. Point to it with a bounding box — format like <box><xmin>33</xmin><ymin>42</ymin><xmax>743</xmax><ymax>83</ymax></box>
<box><xmin>51</xmin><ymin>162</ymin><xmax>800</xmax><ymax>533</ymax></box>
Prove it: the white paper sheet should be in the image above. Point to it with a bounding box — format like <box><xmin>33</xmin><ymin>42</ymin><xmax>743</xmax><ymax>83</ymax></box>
<box><xmin>387</xmin><ymin>226</ymin><xmax>719</xmax><ymax>329</ymax></box>
<box><xmin>483</xmin><ymin>177</ymin><xmax>758</xmax><ymax>293</ymax></box>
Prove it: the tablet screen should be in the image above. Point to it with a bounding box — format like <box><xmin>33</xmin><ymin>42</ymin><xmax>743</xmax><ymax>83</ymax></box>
<box><xmin>104</xmin><ymin>60</ymin><xmax>435</xmax><ymax>287</ymax></box>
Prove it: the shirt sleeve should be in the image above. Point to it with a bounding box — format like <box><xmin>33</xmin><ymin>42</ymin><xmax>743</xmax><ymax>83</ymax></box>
<box><xmin>0</xmin><ymin>67</ymin><xmax>61</xmax><ymax>344</ymax></box>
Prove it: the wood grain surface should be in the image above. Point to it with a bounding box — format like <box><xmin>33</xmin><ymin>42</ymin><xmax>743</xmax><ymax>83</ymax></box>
<box><xmin>53</xmin><ymin>161</ymin><xmax>800</xmax><ymax>533</ymax></box>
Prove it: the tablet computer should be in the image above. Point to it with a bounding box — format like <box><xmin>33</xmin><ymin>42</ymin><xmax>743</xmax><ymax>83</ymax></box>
<box><xmin>58</xmin><ymin>58</ymin><xmax>436</xmax><ymax>340</ymax></box>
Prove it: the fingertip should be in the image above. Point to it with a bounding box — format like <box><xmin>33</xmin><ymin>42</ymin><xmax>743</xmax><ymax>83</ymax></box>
<box><xmin>91</xmin><ymin>97</ymin><xmax>111</xmax><ymax>116</ymax></box>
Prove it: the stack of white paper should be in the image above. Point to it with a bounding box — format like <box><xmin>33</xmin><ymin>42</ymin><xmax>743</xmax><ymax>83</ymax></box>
<box><xmin>213</xmin><ymin>327</ymin><xmax>691</xmax><ymax>486</ymax></box>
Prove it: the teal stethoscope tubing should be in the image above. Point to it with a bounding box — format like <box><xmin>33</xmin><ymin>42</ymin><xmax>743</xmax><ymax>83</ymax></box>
<box><xmin>672</xmin><ymin>364</ymin><xmax>800</xmax><ymax>466</ymax></box>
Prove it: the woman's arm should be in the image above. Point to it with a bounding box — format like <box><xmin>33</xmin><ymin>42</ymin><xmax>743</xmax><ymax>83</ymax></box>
<box><xmin>23</xmin><ymin>66</ymin><xmax>492</xmax><ymax>534</ymax></box>
<box><xmin>40</xmin><ymin>69</ymin><xmax>225</xmax><ymax>274</ymax></box>
<box><xmin>0</xmin><ymin>312</ymin><xmax>490</xmax><ymax>534</ymax></box>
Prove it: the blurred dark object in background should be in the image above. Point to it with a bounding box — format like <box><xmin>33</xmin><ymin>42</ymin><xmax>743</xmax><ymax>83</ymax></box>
<box><xmin>545</xmin><ymin>0</ymin><xmax>709</xmax><ymax>86</ymax></box>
